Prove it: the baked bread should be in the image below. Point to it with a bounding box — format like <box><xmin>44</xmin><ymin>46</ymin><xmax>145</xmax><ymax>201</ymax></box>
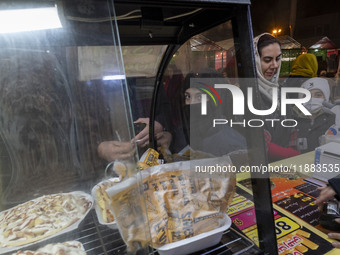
<box><xmin>12</xmin><ymin>241</ymin><xmax>86</xmax><ymax>255</ymax></box>
<box><xmin>0</xmin><ymin>192</ymin><xmax>92</xmax><ymax>249</ymax></box>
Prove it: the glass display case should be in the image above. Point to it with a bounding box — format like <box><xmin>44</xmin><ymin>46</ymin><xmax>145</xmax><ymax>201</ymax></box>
<box><xmin>0</xmin><ymin>1</ymin><xmax>275</xmax><ymax>254</ymax></box>
<box><xmin>6</xmin><ymin>0</ymin><xmax>338</xmax><ymax>255</ymax></box>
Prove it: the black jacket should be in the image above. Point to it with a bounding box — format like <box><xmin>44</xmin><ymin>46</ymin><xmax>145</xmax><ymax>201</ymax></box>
<box><xmin>329</xmin><ymin>176</ymin><xmax>340</xmax><ymax>199</ymax></box>
<box><xmin>293</xmin><ymin>111</ymin><xmax>335</xmax><ymax>154</ymax></box>
<box><xmin>271</xmin><ymin>107</ymin><xmax>335</xmax><ymax>154</ymax></box>
<box><xmin>281</xmin><ymin>75</ymin><xmax>311</xmax><ymax>99</ymax></box>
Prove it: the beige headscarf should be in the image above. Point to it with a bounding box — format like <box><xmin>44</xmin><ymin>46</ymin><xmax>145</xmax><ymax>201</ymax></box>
<box><xmin>253</xmin><ymin>33</ymin><xmax>281</xmax><ymax>102</ymax></box>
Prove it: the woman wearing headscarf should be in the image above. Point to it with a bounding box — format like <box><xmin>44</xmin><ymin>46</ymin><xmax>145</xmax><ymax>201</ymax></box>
<box><xmin>281</xmin><ymin>53</ymin><xmax>318</xmax><ymax>98</ymax></box>
<box><xmin>171</xmin><ymin>68</ymin><xmax>246</xmax><ymax>156</ymax></box>
<box><xmin>253</xmin><ymin>33</ymin><xmax>301</xmax><ymax>161</ymax></box>
<box><xmin>253</xmin><ymin>33</ymin><xmax>282</xmax><ymax>108</ymax></box>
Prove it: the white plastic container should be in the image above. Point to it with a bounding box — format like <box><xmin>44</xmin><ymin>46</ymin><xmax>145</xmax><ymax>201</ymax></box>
<box><xmin>91</xmin><ymin>177</ymin><xmax>120</xmax><ymax>229</ymax></box>
<box><xmin>157</xmin><ymin>214</ymin><xmax>231</xmax><ymax>255</ymax></box>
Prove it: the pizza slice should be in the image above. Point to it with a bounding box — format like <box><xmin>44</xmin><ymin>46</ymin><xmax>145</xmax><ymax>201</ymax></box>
<box><xmin>0</xmin><ymin>192</ymin><xmax>92</xmax><ymax>249</ymax></box>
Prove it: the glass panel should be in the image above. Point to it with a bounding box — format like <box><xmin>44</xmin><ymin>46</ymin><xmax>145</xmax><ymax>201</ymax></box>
<box><xmin>0</xmin><ymin>1</ymin><xmax>150</xmax><ymax>254</ymax></box>
<box><xmin>122</xmin><ymin>45</ymin><xmax>168</xmax><ymax>154</ymax></box>
<box><xmin>150</xmin><ymin>20</ymin><xmax>263</xmax><ymax>253</ymax></box>
<box><xmin>160</xmin><ymin>20</ymin><xmax>245</xmax><ymax>156</ymax></box>
<box><xmin>122</xmin><ymin>46</ymin><xmax>167</xmax><ymax>77</ymax></box>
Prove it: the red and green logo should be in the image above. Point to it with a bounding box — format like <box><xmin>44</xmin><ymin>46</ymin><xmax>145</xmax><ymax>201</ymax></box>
<box><xmin>196</xmin><ymin>81</ymin><xmax>222</xmax><ymax>107</ymax></box>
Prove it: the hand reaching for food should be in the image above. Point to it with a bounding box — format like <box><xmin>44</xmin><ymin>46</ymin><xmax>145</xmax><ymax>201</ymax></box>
<box><xmin>134</xmin><ymin>118</ymin><xmax>163</xmax><ymax>147</ymax></box>
<box><xmin>97</xmin><ymin>140</ymin><xmax>136</xmax><ymax>162</ymax></box>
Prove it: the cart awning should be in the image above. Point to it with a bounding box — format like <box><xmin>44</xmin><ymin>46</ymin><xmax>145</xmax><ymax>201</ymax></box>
<box><xmin>309</xmin><ymin>36</ymin><xmax>337</xmax><ymax>49</ymax></box>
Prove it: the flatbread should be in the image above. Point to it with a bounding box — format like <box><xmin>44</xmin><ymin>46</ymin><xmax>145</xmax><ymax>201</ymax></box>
<box><xmin>0</xmin><ymin>192</ymin><xmax>92</xmax><ymax>249</ymax></box>
<box><xmin>12</xmin><ymin>241</ymin><xmax>86</xmax><ymax>255</ymax></box>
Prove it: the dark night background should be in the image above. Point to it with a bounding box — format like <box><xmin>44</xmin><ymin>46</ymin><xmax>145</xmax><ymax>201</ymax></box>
<box><xmin>250</xmin><ymin>0</ymin><xmax>340</xmax><ymax>48</ymax></box>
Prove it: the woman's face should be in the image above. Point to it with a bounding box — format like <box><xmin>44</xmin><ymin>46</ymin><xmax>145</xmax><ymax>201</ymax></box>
<box><xmin>184</xmin><ymin>88</ymin><xmax>204</xmax><ymax>105</ymax></box>
<box><xmin>259</xmin><ymin>43</ymin><xmax>282</xmax><ymax>80</ymax></box>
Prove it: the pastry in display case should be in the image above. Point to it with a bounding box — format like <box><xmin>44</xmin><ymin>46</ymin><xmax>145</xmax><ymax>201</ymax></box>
<box><xmin>0</xmin><ymin>192</ymin><xmax>92</xmax><ymax>253</ymax></box>
<box><xmin>12</xmin><ymin>241</ymin><xmax>86</xmax><ymax>255</ymax></box>
<box><xmin>106</xmin><ymin>156</ymin><xmax>235</xmax><ymax>254</ymax></box>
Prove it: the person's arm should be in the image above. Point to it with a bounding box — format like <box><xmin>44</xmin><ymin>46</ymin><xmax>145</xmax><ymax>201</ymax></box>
<box><xmin>267</xmin><ymin>142</ymin><xmax>300</xmax><ymax>162</ymax></box>
<box><xmin>314</xmin><ymin>185</ymin><xmax>337</xmax><ymax>206</ymax></box>
<box><xmin>314</xmin><ymin>175</ymin><xmax>340</xmax><ymax>206</ymax></box>
<box><xmin>266</xmin><ymin>118</ymin><xmax>300</xmax><ymax>161</ymax></box>
<box><xmin>155</xmin><ymin>131</ymin><xmax>172</xmax><ymax>150</ymax></box>
<box><xmin>134</xmin><ymin>118</ymin><xmax>164</xmax><ymax>147</ymax></box>
<box><xmin>328</xmin><ymin>175</ymin><xmax>340</xmax><ymax>198</ymax></box>
<box><xmin>328</xmin><ymin>231</ymin><xmax>340</xmax><ymax>248</ymax></box>
<box><xmin>97</xmin><ymin>140</ymin><xmax>136</xmax><ymax>162</ymax></box>
<box><xmin>133</xmin><ymin>85</ymin><xmax>173</xmax><ymax>148</ymax></box>
<box><xmin>315</xmin><ymin>175</ymin><xmax>340</xmax><ymax>249</ymax></box>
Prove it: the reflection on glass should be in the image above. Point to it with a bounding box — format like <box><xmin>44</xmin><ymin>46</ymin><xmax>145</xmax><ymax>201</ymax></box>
<box><xmin>0</xmin><ymin>1</ymin><xmax>151</xmax><ymax>254</ymax></box>
<box><xmin>0</xmin><ymin>6</ymin><xmax>62</xmax><ymax>34</ymax></box>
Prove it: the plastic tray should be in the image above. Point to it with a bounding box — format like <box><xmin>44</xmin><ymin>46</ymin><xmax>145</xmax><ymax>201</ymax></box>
<box><xmin>157</xmin><ymin>214</ymin><xmax>232</xmax><ymax>255</ymax></box>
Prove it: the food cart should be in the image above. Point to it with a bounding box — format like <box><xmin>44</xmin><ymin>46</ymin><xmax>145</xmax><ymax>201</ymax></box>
<box><xmin>1</xmin><ymin>0</ymin><xmax>338</xmax><ymax>255</ymax></box>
